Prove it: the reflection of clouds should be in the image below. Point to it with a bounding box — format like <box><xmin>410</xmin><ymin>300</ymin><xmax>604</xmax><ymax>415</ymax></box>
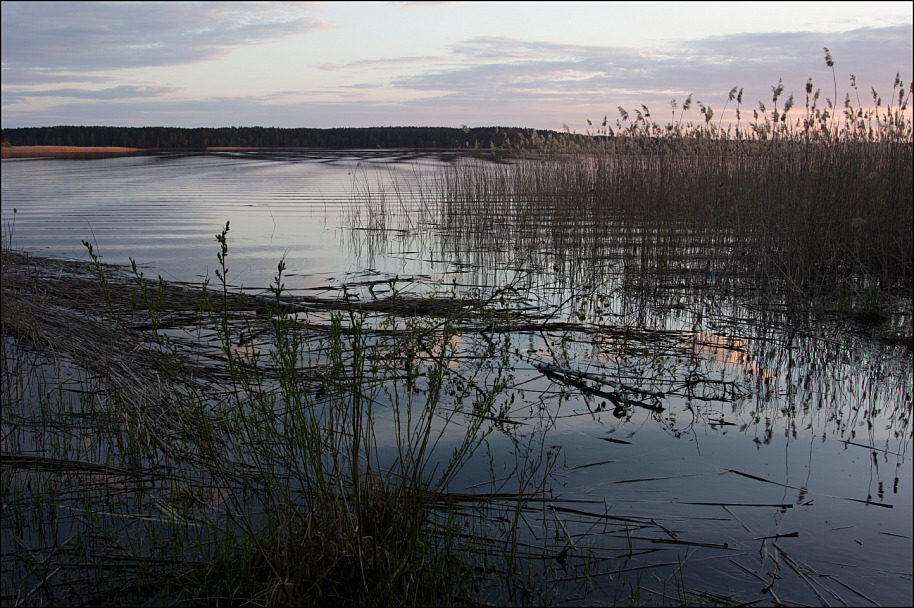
<box><xmin>689</xmin><ymin>331</ymin><xmax>778</xmax><ymax>380</ymax></box>
<box><xmin>371</xmin><ymin>322</ymin><xmax>468</xmax><ymax>371</ymax></box>
<box><xmin>581</xmin><ymin>326</ymin><xmax>777</xmax><ymax>382</ymax></box>
<box><xmin>418</xmin><ymin>330</ymin><xmax>465</xmax><ymax>370</ymax></box>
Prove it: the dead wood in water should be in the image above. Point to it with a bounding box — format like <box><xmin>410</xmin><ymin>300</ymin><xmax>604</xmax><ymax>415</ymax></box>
<box><xmin>0</xmin><ymin>249</ymin><xmax>498</xmax><ymax>400</ymax></box>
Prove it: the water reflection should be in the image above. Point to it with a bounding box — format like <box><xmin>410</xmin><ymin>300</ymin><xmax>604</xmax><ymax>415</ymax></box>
<box><xmin>335</xmin><ymin>152</ymin><xmax>912</xmax><ymax>604</ymax></box>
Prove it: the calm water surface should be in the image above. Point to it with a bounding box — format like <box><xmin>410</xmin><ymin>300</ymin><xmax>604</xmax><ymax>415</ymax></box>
<box><xmin>2</xmin><ymin>151</ymin><xmax>911</xmax><ymax>605</ymax></box>
<box><xmin>2</xmin><ymin>150</ymin><xmax>456</xmax><ymax>290</ymax></box>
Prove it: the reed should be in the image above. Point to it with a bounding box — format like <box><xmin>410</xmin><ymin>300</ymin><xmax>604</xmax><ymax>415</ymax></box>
<box><xmin>435</xmin><ymin>56</ymin><xmax>912</xmax><ymax>310</ymax></box>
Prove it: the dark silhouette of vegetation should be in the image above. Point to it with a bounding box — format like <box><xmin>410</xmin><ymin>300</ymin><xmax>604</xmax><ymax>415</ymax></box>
<box><xmin>1</xmin><ymin>125</ymin><xmax>565</xmax><ymax>150</ymax></box>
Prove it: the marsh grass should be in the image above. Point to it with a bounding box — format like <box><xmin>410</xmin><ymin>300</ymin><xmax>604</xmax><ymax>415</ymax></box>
<box><xmin>2</xmin><ymin>228</ymin><xmax>812</xmax><ymax>606</ymax></box>
<box><xmin>2</xmin><ymin>216</ymin><xmax>910</xmax><ymax>605</ymax></box>
<box><xmin>435</xmin><ymin>59</ymin><xmax>912</xmax><ymax>314</ymax></box>
<box><xmin>0</xmin><ymin>226</ymin><xmax>573</xmax><ymax>606</ymax></box>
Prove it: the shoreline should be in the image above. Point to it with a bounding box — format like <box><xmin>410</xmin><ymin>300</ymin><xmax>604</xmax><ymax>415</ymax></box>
<box><xmin>1</xmin><ymin>145</ymin><xmax>283</xmax><ymax>159</ymax></box>
<box><xmin>1</xmin><ymin>145</ymin><xmax>146</xmax><ymax>159</ymax></box>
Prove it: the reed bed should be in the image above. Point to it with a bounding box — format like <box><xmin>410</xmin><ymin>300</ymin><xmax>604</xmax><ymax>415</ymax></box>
<box><xmin>5</xmin><ymin>237</ymin><xmax>748</xmax><ymax>606</ymax></box>
<box><xmin>9</xmin><ymin>225</ymin><xmax>768</xmax><ymax>606</ymax></box>
<box><xmin>435</xmin><ymin>65</ymin><xmax>912</xmax><ymax>311</ymax></box>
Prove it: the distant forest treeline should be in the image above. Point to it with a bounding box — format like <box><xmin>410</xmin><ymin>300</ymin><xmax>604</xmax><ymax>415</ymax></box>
<box><xmin>1</xmin><ymin>125</ymin><xmax>560</xmax><ymax>149</ymax></box>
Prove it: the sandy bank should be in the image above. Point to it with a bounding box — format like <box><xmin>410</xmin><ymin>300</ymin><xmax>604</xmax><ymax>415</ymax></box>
<box><xmin>1</xmin><ymin>145</ymin><xmax>146</xmax><ymax>159</ymax></box>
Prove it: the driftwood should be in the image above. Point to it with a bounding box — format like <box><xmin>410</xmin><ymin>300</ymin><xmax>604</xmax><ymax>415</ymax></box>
<box><xmin>534</xmin><ymin>362</ymin><xmax>665</xmax><ymax>412</ymax></box>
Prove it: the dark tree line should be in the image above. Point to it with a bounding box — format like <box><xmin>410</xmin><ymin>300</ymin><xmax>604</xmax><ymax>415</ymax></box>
<box><xmin>1</xmin><ymin>125</ymin><xmax>560</xmax><ymax>149</ymax></box>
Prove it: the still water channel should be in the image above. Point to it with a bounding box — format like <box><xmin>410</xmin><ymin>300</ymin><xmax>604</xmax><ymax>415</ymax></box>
<box><xmin>2</xmin><ymin>150</ymin><xmax>911</xmax><ymax>605</ymax></box>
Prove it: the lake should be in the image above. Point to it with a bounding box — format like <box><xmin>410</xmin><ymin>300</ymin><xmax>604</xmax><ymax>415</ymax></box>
<box><xmin>2</xmin><ymin>150</ymin><xmax>911</xmax><ymax>605</ymax></box>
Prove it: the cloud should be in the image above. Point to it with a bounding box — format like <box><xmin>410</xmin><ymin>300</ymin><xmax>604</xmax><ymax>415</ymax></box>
<box><xmin>0</xmin><ymin>92</ymin><xmax>525</xmax><ymax>129</ymax></box>
<box><xmin>385</xmin><ymin>25</ymin><xmax>913</xmax><ymax>124</ymax></box>
<box><xmin>324</xmin><ymin>55</ymin><xmax>444</xmax><ymax>71</ymax></box>
<box><xmin>0</xmin><ymin>1</ymin><xmax>326</xmax><ymax>80</ymax></box>
<box><xmin>0</xmin><ymin>69</ymin><xmax>116</xmax><ymax>85</ymax></box>
<box><xmin>7</xmin><ymin>85</ymin><xmax>180</xmax><ymax>100</ymax></box>
<box><xmin>396</xmin><ymin>2</ymin><xmax>468</xmax><ymax>7</ymax></box>
<box><xmin>1</xmin><ymin>11</ymin><xmax>910</xmax><ymax>131</ymax></box>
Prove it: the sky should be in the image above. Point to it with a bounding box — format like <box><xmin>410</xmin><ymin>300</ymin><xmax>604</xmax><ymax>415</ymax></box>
<box><xmin>1</xmin><ymin>1</ymin><xmax>912</xmax><ymax>131</ymax></box>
